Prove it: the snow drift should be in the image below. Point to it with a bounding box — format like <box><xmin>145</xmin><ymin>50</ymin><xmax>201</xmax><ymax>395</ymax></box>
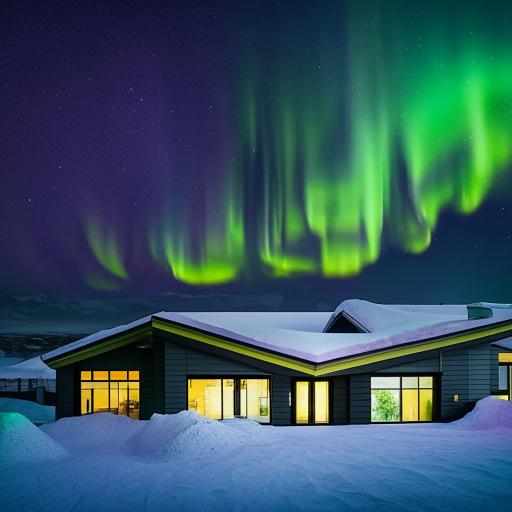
<box><xmin>130</xmin><ymin>410</ymin><xmax>259</xmax><ymax>461</ymax></box>
<box><xmin>453</xmin><ymin>396</ymin><xmax>512</xmax><ymax>431</ymax></box>
<box><xmin>0</xmin><ymin>412</ymin><xmax>67</xmax><ymax>464</ymax></box>
<box><xmin>41</xmin><ymin>412</ymin><xmax>144</xmax><ymax>453</ymax></box>
<box><xmin>0</xmin><ymin>397</ymin><xmax>55</xmax><ymax>425</ymax></box>
<box><xmin>41</xmin><ymin>410</ymin><xmax>263</xmax><ymax>460</ymax></box>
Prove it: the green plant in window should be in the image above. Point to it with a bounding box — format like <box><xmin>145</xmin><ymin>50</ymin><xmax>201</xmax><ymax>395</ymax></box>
<box><xmin>259</xmin><ymin>397</ymin><xmax>269</xmax><ymax>417</ymax></box>
<box><xmin>373</xmin><ymin>390</ymin><xmax>400</xmax><ymax>421</ymax></box>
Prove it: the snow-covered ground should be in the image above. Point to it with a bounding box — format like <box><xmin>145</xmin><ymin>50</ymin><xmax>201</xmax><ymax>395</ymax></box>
<box><xmin>1</xmin><ymin>398</ymin><xmax>512</xmax><ymax>511</ymax></box>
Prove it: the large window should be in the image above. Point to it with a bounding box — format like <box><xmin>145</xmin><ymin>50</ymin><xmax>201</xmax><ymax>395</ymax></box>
<box><xmin>81</xmin><ymin>370</ymin><xmax>140</xmax><ymax>419</ymax></box>
<box><xmin>371</xmin><ymin>376</ymin><xmax>434</xmax><ymax>422</ymax></box>
<box><xmin>187</xmin><ymin>378</ymin><xmax>270</xmax><ymax>423</ymax></box>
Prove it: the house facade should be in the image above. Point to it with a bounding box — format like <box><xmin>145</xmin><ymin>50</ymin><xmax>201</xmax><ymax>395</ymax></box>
<box><xmin>42</xmin><ymin>300</ymin><xmax>512</xmax><ymax>425</ymax></box>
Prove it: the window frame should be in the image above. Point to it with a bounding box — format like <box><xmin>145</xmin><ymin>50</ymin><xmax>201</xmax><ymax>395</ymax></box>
<box><xmin>186</xmin><ymin>375</ymin><xmax>272</xmax><ymax>424</ymax></box>
<box><xmin>370</xmin><ymin>374</ymin><xmax>438</xmax><ymax>424</ymax></box>
<box><xmin>291</xmin><ymin>378</ymin><xmax>333</xmax><ymax>425</ymax></box>
<box><xmin>78</xmin><ymin>369</ymin><xmax>141</xmax><ymax>419</ymax></box>
<box><xmin>494</xmin><ymin>364</ymin><xmax>511</xmax><ymax>401</ymax></box>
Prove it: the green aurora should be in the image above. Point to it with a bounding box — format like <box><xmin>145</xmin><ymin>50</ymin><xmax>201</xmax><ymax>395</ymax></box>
<box><xmin>83</xmin><ymin>1</ymin><xmax>512</xmax><ymax>288</ymax></box>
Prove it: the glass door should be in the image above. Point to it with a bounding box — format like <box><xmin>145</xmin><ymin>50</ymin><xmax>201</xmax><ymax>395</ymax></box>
<box><xmin>295</xmin><ymin>381</ymin><xmax>310</xmax><ymax>424</ymax></box>
<box><xmin>81</xmin><ymin>388</ymin><xmax>92</xmax><ymax>415</ymax></box>
<box><xmin>294</xmin><ymin>380</ymin><xmax>329</xmax><ymax>424</ymax></box>
<box><xmin>314</xmin><ymin>381</ymin><xmax>329</xmax><ymax>424</ymax></box>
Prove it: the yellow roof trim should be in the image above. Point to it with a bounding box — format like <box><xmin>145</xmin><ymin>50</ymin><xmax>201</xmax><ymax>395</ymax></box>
<box><xmin>154</xmin><ymin>317</ymin><xmax>512</xmax><ymax>376</ymax></box>
<box><xmin>152</xmin><ymin>318</ymin><xmax>316</xmax><ymax>375</ymax></box>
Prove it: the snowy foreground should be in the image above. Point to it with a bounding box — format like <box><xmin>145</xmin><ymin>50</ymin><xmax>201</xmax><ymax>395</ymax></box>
<box><xmin>1</xmin><ymin>398</ymin><xmax>512</xmax><ymax>512</ymax></box>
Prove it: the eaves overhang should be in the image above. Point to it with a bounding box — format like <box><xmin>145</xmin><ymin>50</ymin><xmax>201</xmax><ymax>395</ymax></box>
<box><xmin>44</xmin><ymin>323</ymin><xmax>153</xmax><ymax>368</ymax></box>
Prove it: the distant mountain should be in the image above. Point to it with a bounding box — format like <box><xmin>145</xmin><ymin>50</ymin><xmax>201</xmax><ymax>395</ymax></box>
<box><xmin>0</xmin><ymin>292</ymin><xmax>284</xmax><ymax>334</ymax></box>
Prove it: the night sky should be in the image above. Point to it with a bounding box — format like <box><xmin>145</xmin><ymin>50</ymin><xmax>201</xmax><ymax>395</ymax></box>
<box><xmin>1</xmin><ymin>1</ymin><xmax>512</xmax><ymax>329</ymax></box>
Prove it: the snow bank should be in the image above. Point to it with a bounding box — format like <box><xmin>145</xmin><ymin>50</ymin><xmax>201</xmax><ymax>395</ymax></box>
<box><xmin>130</xmin><ymin>410</ymin><xmax>254</xmax><ymax>461</ymax></box>
<box><xmin>0</xmin><ymin>397</ymin><xmax>54</xmax><ymax>424</ymax></box>
<box><xmin>41</xmin><ymin>413</ymin><xmax>143</xmax><ymax>453</ymax></box>
<box><xmin>0</xmin><ymin>356</ymin><xmax>55</xmax><ymax>379</ymax></box>
<box><xmin>454</xmin><ymin>396</ymin><xmax>512</xmax><ymax>431</ymax></box>
<box><xmin>221</xmin><ymin>417</ymin><xmax>263</xmax><ymax>433</ymax></box>
<box><xmin>0</xmin><ymin>412</ymin><xmax>67</xmax><ymax>464</ymax></box>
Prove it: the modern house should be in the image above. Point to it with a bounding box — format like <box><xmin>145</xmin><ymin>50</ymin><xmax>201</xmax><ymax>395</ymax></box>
<box><xmin>41</xmin><ymin>299</ymin><xmax>512</xmax><ymax>425</ymax></box>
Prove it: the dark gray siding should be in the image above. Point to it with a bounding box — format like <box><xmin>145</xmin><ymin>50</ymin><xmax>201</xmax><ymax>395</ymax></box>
<box><xmin>440</xmin><ymin>342</ymin><xmax>494</xmax><ymax>420</ymax></box>
<box><xmin>349</xmin><ymin>374</ymin><xmax>371</xmax><ymax>424</ymax></box>
<box><xmin>468</xmin><ymin>344</ymin><xmax>491</xmax><ymax>401</ymax></box>
<box><xmin>271</xmin><ymin>375</ymin><xmax>291</xmax><ymax>425</ymax></box>
<box><xmin>440</xmin><ymin>347</ymin><xmax>469</xmax><ymax>419</ymax></box>
<box><xmin>332</xmin><ymin>377</ymin><xmax>348</xmax><ymax>424</ymax></box>
<box><xmin>377</xmin><ymin>356</ymin><xmax>439</xmax><ymax>373</ymax></box>
<box><xmin>55</xmin><ymin>366</ymin><xmax>74</xmax><ymax>419</ymax></box>
<box><xmin>490</xmin><ymin>344</ymin><xmax>501</xmax><ymax>392</ymax></box>
<box><xmin>164</xmin><ymin>341</ymin><xmax>187</xmax><ymax>415</ymax></box>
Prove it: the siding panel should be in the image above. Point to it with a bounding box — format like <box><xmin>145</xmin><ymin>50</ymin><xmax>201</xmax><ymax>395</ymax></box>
<box><xmin>349</xmin><ymin>374</ymin><xmax>370</xmax><ymax>424</ymax></box>
<box><xmin>440</xmin><ymin>342</ymin><xmax>493</xmax><ymax>420</ymax></box>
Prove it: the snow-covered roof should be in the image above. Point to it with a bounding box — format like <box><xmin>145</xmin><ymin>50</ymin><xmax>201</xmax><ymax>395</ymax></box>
<box><xmin>41</xmin><ymin>316</ymin><xmax>152</xmax><ymax>362</ymax></box>
<box><xmin>324</xmin><ymin>299</ymin><xmax>468</xmax><ymax>333</ymax></box>
<box><xmin>0</xmin><ymin>356</ymin><xmax>55</xmax><ymax>380</ymax></box>
<box><xmin>42</xmin><ymin>300</ymin><xmax>512</xmax><ymax>365</ymax></box>
<box><xmin>493</xmin><ymin>337</ymin><xmax>512</xmax><ymax>351</ymax></box>
<box><xmin>154</xmin><ymin>303</ymin><xmax>512</xmax><ymax>363</ymax></box>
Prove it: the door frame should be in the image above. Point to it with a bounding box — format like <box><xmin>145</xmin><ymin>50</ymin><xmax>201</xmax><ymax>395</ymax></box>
<box><xmin>291</xmin><ymin>378</ymin><xmax>332</xmax><ymax>425</ymax></box>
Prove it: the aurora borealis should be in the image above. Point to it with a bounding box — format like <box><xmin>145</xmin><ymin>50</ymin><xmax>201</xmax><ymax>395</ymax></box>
<box><xmin>1</xmin><ymin>0</ymin><xmax>511</xmax><ymax>307</ymax></box>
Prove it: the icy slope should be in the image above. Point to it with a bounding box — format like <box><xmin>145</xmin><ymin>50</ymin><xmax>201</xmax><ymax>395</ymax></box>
<box><xmin>130</xmin><ymin>410</ymin><xmax>260</xmax><ymax>461</ymax></box>
<box><xmin>41</xmin><ymin>412</ymin><xmax>144</xmax><ymax>453</ymax></box>
<box><xmin>0</xmin><ymin>412</ymin><xmax>67</xmax><ymax>463</ymax></box>
<box><xmin>453</xmin><ymin>396</ymin><xmax>512</xmax><ymax>431</ymax></box>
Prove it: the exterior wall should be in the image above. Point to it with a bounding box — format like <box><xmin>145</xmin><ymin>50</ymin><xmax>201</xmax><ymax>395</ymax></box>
<box><xmin>270</xmin><ymin>375</ymin><xmax>292</xmax><ymax>425</ymax></box>
<box><xmin>55</xmin><ymin>339</ymin><xmax>164</xmax><ymax>420</ymax></box>
<box><xmin>332</xmin><ymin>377</ymin><xmax>348</xmax><ymax>424</ymax></box>
<box><xmin>440</xmin><ymin>342</ymin><xmax>495</xmax><ymax>420</ymax></box>
<box><xmin>54</xmin><ymin>329</ymin><xmax>506</xmax><ymax>425</ymax></box>
<box><xmin>349</xmin><ymin>374</ymin><xmax>371</xmax><ymax>424</ymax></box>
<box><xmin>347</xmin><ymin>341</ymin><xmax>502</xmax><ymax>423</ymax></box>
<box><xmin>490</xmin><ymin>344</ymin><xmax>501</xmax><ymax>392</ymax></box>
<box><xmin>55</xmin><ymin>366</ymin><xmax>74</xmax><ymax>419</ymax></box>
<box><xmin>163</xmin><ymin>337</ymin><xmax>294</xmax><ymax>425</ymax></box>
<box><xmin>376</xmin><ymin>356</ymin><xmax>439</xmax><ymax>374</ymax></box>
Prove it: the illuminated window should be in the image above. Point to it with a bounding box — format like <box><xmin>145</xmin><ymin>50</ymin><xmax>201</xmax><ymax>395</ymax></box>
<box><xmin>498</xmin><ymin>353</ymin><xmax>512</xmax><ymax>363</ymax></box>
<box><xmin>187</xmin><ymin>378</ymin><xmax>270</xmax><ymax>423</ymax></box>
<box><xmin>371</xmin><ymin>376</ymin><xmax>433</xmax><ymax>422</ymax></box>
<box><xmin>294</xmin><ymin>380</ymin><xmax>330</xmax><ymax>424</ymax></box>
<box><xmin>80</xmin><ymin>370</ymin><xmax>140</xmax><ymax>419</ymax></box>
<box><xmin>314</xmin><ymin>381</ymin><xmax>329</xmax><ymax>424</ymax></box>
<box><xmin>295</xmin><ymin>381</ymin><xmax>310</xmax><ymax>424</ymax></box>
<box><xmin>241</xmin><ymin>379</ymin><xmax>270</xmax><ymax>422</ymax></box>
